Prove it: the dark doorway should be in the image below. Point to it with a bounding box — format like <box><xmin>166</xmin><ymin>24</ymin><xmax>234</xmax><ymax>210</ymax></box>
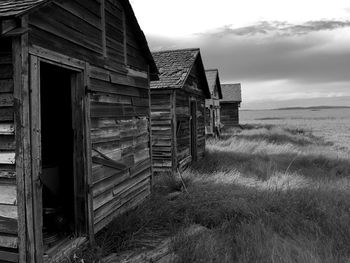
<box><xmin>190</xmin><ymin>101</ymin><xmax>197</xmax><ymax>162</ymax></box>
<box><xmin>39</xmin><ymin>62</ymin><xmax>85</xmax><ymax>250</ymax></box>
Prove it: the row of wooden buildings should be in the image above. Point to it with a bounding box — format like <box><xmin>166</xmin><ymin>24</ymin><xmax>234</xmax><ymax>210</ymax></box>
<box><xmin>0</xmin><ymin>0</ymin><xmax>241</xmax><ymax>262</ymax></box>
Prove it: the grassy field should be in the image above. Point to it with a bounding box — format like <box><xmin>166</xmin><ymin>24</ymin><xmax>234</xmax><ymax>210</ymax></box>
<box><xmin>75</xmin><ymin>124</ymin><xmax>350</xmax><ymax>263</ymax></box>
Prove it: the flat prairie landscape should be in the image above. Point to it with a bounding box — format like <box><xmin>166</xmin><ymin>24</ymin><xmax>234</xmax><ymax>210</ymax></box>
<box><xmin>241</xmin><ymin>108</ymin><xmax>350</xmax><ymax>151</ymax></box>
<box><xmin>76</xmin><ymin>108</ymin><xmax>350</xmax><ymax>263</ymax></box>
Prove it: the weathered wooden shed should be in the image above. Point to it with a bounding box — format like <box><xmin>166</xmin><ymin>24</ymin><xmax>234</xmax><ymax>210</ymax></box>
<box><xmin>0</xmin><ymin>0</ymin><xmax>158</xmax><ymax>262</ymax></box>
<box><xmin>205</xmin><ymin>69</ymin><xmax>222</xmax><ymax>136</ymax></box>
<box><xmin>220</xmin><ymin>83</ymin><xmax>242</xmax><ymax>128</ymax></box>
<box><xmin>150</xmin><ymin>49</ymin><xmax>210</xmax><ymax>174</ymax></box>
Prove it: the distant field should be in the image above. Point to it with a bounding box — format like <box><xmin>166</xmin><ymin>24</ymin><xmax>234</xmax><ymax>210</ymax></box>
<box><xmin>241</xmin><ymin>108</ymin><xmax>350</xmax><ymax>151</ymax></box>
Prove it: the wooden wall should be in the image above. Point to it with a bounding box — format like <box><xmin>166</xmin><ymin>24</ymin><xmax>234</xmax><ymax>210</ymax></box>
<box><xmin>150</xmin><ymin>91</ymin><xmax>173</xmax><ymax>173</ymax></box>
<box><xmin>28</xmin><ymin>0</ymin><xmax>148</xmax><ymax>75</ymax></box>
<box><xmin>150</xmin><ymin>88</ymin><xmax>206</xmax><ymax>174</ymax></box>
<box><xmin>220</xmin><ymin>102</ymin><xmax>240</xmax><ymax>127</ymax></box>
<box><xmin>89</xmin><ymin>66</ymin><xmax>152</xmax><ymax>233</ymax></box>
<box><xmin>0</xmin><ymin>1</ymin><xmax>155</xmax><ymax>259</ymax></box>
<box><xmin>205</xmin><ymin>107</ymin><xmax>212</xmax><ymax>134</ymax></box>
<box><xmin>175</xmin><ymin>90</ymin><xmax>191</xmax><ymax>171</ymax></box>
<box><xmin>0</xmin><ymin>39</ymin><xmax>18</xmax><ymax>262</ymax></box>
<box><xmin>205</xmin><ymin>103</ymin><xmax>221</xmax><ymax>136</ymax></box>
<box><xmin>196</xmin><ymin>98</ymin><xmax>206</xmax><ymax>158</ymax></box>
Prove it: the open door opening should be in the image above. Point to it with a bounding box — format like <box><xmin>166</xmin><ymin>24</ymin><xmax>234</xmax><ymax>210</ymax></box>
<box><xmin>190</xmin><ymin>100</ymin><xmax>197</xmax><ymax>162</ymax></box>
<box><xmin>39</xmin><ymin>62</ymin><xmax>86</xmax><ymax>252</ymax></box>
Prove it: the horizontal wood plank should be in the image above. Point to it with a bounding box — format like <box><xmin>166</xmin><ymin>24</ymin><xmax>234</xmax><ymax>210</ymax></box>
<box><xmin>0</xmin><ymin>185</ymin><xmax>16</xmax><ymax>205</ymax></box>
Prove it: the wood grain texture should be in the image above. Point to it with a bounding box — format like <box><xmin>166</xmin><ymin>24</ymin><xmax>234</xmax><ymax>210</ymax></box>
<box><xmin>89</xmin><ymin>63</ymin><xmax>152</xmax><ymax>233</ymax></box>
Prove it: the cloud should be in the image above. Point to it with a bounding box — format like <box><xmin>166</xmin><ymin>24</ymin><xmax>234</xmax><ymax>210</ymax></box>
<box><xmin>146</xmin><ymin>21</ymin><xmax>350</xmax><ymax>108</ymax></box>
<box><xmin>208</xmin><ymin>20</ymin><xmax>350</xmax><ymax>37</ymax></box>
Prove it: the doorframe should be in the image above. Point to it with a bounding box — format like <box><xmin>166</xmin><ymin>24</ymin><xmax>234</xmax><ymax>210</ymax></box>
<box><xmin>29</xmin><ymin>47</ymin><xmax>93</xmax><ymax>262</ymax></box>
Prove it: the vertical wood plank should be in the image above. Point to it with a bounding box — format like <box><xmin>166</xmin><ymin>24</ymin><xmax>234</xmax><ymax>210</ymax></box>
<box><xmin>84</xmin><ymin>62</ymin><xmax>95</xmax><ymax>244</ymax></box>
<box><xmin>22</xmin><ymin>15</ymin><xmax>36</xmax><ymax>263</ymax></box>
<box><xmin>13</xmin><ymin>32</ymin><xmax>27</xmax><ymax>263</ymax></box>
<box><xmin>122</xmin><ymin>5</ymin><xmax>127</xmax><ymax>65</ymax></box>
<box><xmin>171</xmin><ymin>90</ymin><xmax>177</xmax><ymax>173</ymax></box>
<box><xmin>147</xmin><ymin>66</ymin><xmax>153</xmax><ymax>190</ymax></box>
<box><xmin>101</xmin><ymin>0</ymin><xmax>107</xmax><ymax>58</ymax></box>
<box><xmin>71</xmin><ymin>72</ymin><xmax>87</xmax><ymax>235</ymax></box>
<box><xmin>30</xmin><ymin>55</ymin><xmax>43</xmax><ymax>263</ymax></box>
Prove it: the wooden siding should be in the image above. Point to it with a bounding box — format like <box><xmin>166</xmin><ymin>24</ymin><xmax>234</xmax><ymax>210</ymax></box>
<box><xmin>89</xmin><ymin>65</ymin><xmax>152</xmax><ymax>233</ymax></box>
<box><xmin>151</xmin><ymin>88</ymin><xmax>206</xmax><ymax>174</ymax></box>
<box><xmin>175</xmin><ymin>90</ymin><xmax>205</xmax><ymax>171</ymax></box>
<box><xmin>205</xmin><ymin>101</ymin><xmax>220</xmax><ymax>135</ymax></box>
<box><xmin>175</xmin><ymin>90</ymin><xmax>191</xmax><ymax>171</ymax></box>
<box><xmin>181</xmin><ymin>64</ymin><xmax>206</xmax><ymax>165</ymax></box>
<box><xmin>0</xmin><ymin>1</ymin><xmax>156</xmax><ymax>262</ymax></box>
<box><xmin>0</xmin><ymin>39</ymin><xmax>18</xmax><ymax>263</ymax></box>
<box><xmin>28</xmin><ymin>0</ymin><xmax>148</xmax><ymax>76</ymax></box>
<box><xmin>25</xmin><ymin>0</ymin><xmax>153</xmax><ymax>236</ymax></box>
<box><xmin>196</xmin><ymin>98</ymin><xmax>205</xmax><ymax>157</ymax></box>
<box><xmin>220</xmin><ymin>102</ymin><xmax>240</xmax><ymax>127</ymax></box>
<box><xmin>150</xmin><ymin>91</ymin><xmax>173</xmax><ymax>172</ymax></box>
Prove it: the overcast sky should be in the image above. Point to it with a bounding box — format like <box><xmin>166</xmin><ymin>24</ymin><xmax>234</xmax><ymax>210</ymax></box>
<box><xmin>130</xmin><ymin>0</ymin><xmax>350</xmax><ymax>109</ymax></box>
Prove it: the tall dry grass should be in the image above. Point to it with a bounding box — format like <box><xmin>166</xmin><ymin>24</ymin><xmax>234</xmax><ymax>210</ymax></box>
<box><xmin>75</xmin><ymin>124</ymin><xmax>350</xmax><ymax>263</ymax></box>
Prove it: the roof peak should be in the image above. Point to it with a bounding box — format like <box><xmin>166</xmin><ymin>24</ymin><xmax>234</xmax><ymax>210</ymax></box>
<box><xmin>222</xmin><ymin>83</ymin><xmax>241</xmax><ymax>86</ymax></box>
<box><xmin>152</xmin><ymin>48</ymin><xmax>200</xmax><ymax>54</ymax></box>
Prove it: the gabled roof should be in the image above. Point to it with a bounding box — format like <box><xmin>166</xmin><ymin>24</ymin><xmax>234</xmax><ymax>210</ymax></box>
<box><xmin>150</xmin><ymin>48</ymin><xmax>210</xmax><ymax>97</ymax></box>
<box><xmin>221</xmin><ymin>83</ymin><xmax>242</xmax><ymax>102</ymax></box>
<box><xmin>205</xmin><ymin>69</ymin><xmax>222</xmax><ymax>99</ymax></box>
<box><xmin>0</xmin><ymin>0</ymin><xmax>158</xmax><ymax>79</ymax></box>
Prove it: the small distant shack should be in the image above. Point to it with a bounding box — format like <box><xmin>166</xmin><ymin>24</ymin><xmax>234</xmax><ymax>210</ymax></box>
<box><xmin>150</xmin><ymin>49</ymin><xmax>211</xmax><ymax>174</ymax></box>
<box><xmin>220</xmin><ymin>84</ymin><xmax>242</xmax><ymax>128</ymax></box>
<box><xmin>0</xmin><ymin>0</ymin><xmax>158</xmax><ymax>262</ymax></box>
<box><xmin>205</xmin><ymin>69</ymin><xmax>223</xmax><ymax>136</ymax></box>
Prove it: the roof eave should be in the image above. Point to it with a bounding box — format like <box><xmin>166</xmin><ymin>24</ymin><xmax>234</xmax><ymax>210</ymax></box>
<box><xmin>1</xmin><ymin>0</ymin><xmax>53</xmax><ymax>19</ymax></box>
<box><xmin>186</xmin><ymin>51</ymin><xmax>211</xmax><ymax>98</ymax></box>
<box><xmin>122</xmin><ymin>0</ymin><xmax>159</xmax><ymax>79</ymax></box>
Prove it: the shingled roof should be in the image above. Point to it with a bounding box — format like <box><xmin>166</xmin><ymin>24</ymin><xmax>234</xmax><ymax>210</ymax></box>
<box><xmin>0</xmin><ymin>0</ymin><xmax>158</xmax><ymax>79</ymax></box>
<box><xmin>151</xmin><ymin>48</ymin><xmax>210</xmax><ymax>97</ymax></box>
<box><xmin>0</xmin><ymin>0</ymin><xmax>49</xmax><ymax>17</ymax></box>
<box><xmin>221</xmin><ymin>84</ymin><xmax>242</xmax><ymax>102</ymax></box>
<box><xmin>205</xmin><ymin>69</ymin><xmax>222</xmax><ymax>99</ymax></box>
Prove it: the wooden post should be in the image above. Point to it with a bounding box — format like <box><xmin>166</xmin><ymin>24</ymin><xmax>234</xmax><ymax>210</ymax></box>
<box><xmin>13</xmin><ymin>31</ymin><xmax>27</xmax><ymax>263</ymax></box>
<box><xmin>171</xmin><ymin>90</ymin><xmax>177</xmax><ymax>174</ymax></box>
<box><xmin>13</xmin><ymin>15</ymin><xmax>36</xmax><ymax>263</ymax></box>
<box><xmin>83</xmin><ymin>62</ymin><xmax>95</xmax><ymax>244</ymax></box>
<box><xmin>29</xmin><ymin>55</ymin><xmax>43</xmax><ymax>263</ymax></box>
<box><xmin>147</xmin><ymin>66</ymin><xmax>154</xmax><ymax>190</ymax></box>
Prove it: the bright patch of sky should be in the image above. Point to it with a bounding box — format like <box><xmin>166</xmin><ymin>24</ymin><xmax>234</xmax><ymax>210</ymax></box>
<box><xmin>130</xmin><ymin>0</ymin><xmax>350</xmax><ymax>36</ymax></box>
<box><xmin>130</xmin><ymin>0</ymin><xmax>350</xmax><ymax>109</ymax></box>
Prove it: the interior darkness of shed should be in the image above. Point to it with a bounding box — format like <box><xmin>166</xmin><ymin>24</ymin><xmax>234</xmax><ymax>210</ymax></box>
<box><xmin>0</xmin><ymin>38</ymin><xmax>12</xmax><ymax>53</ymax></box>
<box><xmin>40</xmin><ymin>62</ymin><xmax>75</xmax><ymax>249</ymax></box>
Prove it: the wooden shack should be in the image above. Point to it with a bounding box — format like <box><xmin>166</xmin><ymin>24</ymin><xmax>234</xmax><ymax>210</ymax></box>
<box><xmin>0</xmin><ymin>0</ymin><xmax>158</xmax><ymax>262</ymax></box>
<box><xmin>150</xmin><ymin>49</ymin><xmax>210</xmax><ymax>174</ymax></box>
<box><xmin>205</xmin><ymin>69</ymin><xmax>222</xmax><ymax>136</ymax></box>
<box><xmin>220</xmin><ymin>84</ymin><xmax>242</xmax><ymax>128</ymax></box>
